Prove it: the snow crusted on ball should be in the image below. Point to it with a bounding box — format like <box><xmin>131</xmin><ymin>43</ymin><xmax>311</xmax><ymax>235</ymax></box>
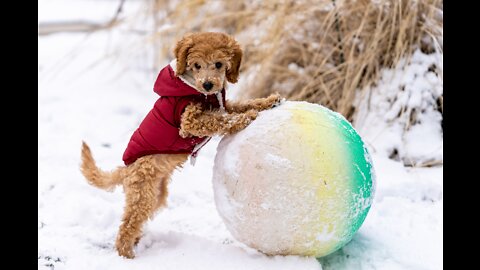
<box><xmin>212</xmin><ymin>101</ymin><xmax>375</xmax><ymax>257</ymax></box>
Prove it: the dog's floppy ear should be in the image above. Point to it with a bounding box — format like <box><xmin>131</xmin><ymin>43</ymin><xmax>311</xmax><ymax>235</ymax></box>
<box><xmin>226</xmin><ymin>39</ymin><xmax>243</xmax><ymax>84</ymax></box>
<box><xmin>173</xmin><ymin>34</ymin><xmax>195</xmax><ymax>75</ymax></box>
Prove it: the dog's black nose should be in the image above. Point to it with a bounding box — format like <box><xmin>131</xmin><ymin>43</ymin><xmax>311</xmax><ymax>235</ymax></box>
<box><xmin>202</xmin><ymin>82</ymin><xmax>213</xmax><ymax>91</ymax></box>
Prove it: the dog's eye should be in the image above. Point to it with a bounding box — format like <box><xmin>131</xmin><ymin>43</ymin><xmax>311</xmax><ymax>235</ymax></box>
<box><xmin>194</xmin><ymin>63</ymin><xmax>201</xmax><ymax>69</ymax></box>
<box><xmin>215</xmin><ymin>62</ymin><xmax>222</xmax><ymax>69</ymax></box>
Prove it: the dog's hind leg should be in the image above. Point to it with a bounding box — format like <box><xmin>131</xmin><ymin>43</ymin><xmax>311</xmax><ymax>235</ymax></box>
<box><xmin>115</xmin><ymin>157</ymin><xmax>161</xmax><ymax>259</ymax></box>
<box><xmin>118</xmin><ymin>154</ymin><xmax>189</xmax><ymax>255</ymax></box>
<box><xmin>131</xmin><ymin>176</ymin><xmax>168</xmax><ymax>248</ymax></box>
<box><xmin>153</xmin><ymin>154</ymin><xmax>189</xmax><ymax>210</ymax></box>
<box><xmin>116</xmin><ymin>180</ymin><xmax>158</xmax><ymax>258</ymax></box>
<box><xmin>155</xmin><ymin>176</ymin><xmax>170</xmax><ymax>210</ymax></box>
<box><xmin>129</xmin><ymin>177</ymin><xmax>171</xmax><ymax>250</ymax></box>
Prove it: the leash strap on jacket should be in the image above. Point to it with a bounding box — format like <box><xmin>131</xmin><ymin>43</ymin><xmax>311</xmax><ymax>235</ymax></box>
<box><xmin>190</xmin><ymin>137</ymin><xmax>212</xmax><ymax>166</ymax></box>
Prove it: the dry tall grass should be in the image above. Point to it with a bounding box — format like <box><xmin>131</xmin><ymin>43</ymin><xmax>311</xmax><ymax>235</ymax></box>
<box><xmin>147</xmin><ymin>0</ymin><xmax>443</xmax><ymax>120</ymax></box>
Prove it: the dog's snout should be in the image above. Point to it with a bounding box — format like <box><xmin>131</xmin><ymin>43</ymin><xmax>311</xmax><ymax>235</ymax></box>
<box><xmin>202</xmin><ymin>82</ymin><xmax>213</xmax><ymax>91</ymax></box>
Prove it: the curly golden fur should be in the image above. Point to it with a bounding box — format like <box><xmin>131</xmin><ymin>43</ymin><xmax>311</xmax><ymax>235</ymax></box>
<box><xmin>80</xmin><ymin>32</ymin><xmax>281</xmax><ymax>259</ymax></box>
<box><xmin>174</xmin><ymin>32</ymin><xmax>242</xmax><ymax>94</ymax></box>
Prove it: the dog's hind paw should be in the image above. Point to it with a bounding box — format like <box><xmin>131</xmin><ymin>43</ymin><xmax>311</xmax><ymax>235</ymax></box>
<box><xmin>116</xmin><ymin>239</ymin><xmax>136</xmax><ymax>259</ymax></box>
<box><xmin>117</xmin><ymin>248</ymin><xmax>135</xmax><ymax>259</ymax></box>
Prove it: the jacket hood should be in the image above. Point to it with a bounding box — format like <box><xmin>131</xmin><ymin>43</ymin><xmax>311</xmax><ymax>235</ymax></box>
<box><xmin>153</xmin><ymin>60</ymin><xmax>203</xmax><ymax>97</ymax></box>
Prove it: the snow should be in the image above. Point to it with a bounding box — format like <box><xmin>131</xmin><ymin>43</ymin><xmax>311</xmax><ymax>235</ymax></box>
<box><xmin>39</xmin><ymin>1</ymin><xmax>442</xmax><ymax>269</ymax></box>
<box><xmin>354</xmin><ymin>49</ymin><xmax>443</xmax><ymax>166</ymax></box>
<box><xmin>264</xmin><ymin>153</ymin><xmax>293</xmax><ymax>168</ymax></box>
<box><xmin>322</xmin><ymin>158</ymin><xmax>442</xmax><ymax>270</ymax></box>
<box><xmin>38</xmin><ymin>0</ymin><xmax>143</xmax><ymax>24</ymax></box>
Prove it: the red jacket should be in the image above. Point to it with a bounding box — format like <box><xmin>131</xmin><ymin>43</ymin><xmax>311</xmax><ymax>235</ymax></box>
<box><xmin>122</xmin><ymin>64</ymin><xmax>226</xmax><ymax>165</ymax></box>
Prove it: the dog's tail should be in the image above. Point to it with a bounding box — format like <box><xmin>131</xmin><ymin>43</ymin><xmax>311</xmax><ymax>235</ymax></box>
<box><xmin>80</xmin><ymin>141</ymin><xmax>124</xmax><ymax>191</ymax></box>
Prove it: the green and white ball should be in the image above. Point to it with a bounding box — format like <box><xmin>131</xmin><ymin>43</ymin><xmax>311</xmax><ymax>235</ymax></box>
<box><xmin>212</xmin><ymin>101</ymin><xmax>375</xmax><ymax>257</ymax></box>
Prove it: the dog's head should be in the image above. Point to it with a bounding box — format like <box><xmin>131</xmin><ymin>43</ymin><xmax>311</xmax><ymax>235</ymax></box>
<box><xmin>173</xmin><ymin>32</ymin><xmax>242</xmax><ymax>95</ymax></box>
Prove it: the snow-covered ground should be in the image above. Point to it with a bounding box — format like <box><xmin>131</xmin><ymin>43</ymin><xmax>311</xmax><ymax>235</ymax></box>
<box><xmin>38</xmin><ymin>1</ymin><xmax>442</xmax><ymax>269</ymax></box>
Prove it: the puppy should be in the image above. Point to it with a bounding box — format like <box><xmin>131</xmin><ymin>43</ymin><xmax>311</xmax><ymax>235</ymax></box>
<box><xmin>80</xmin><ymin>32</ymin><xmax>281</xmax><ymax>258</ymax></box>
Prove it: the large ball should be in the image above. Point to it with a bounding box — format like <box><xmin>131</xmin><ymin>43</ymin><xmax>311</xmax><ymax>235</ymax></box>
<box><xmin>212</xmin><ymin>101</ymin><xmax>375</xmax><ymax>257</ymax></box>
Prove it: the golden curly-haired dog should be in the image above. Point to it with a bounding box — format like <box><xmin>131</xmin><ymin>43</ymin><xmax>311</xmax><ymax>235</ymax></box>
<box><xmin>80</xmin><ymin>32</ymin><xmax>280</xmax><ymax>258</ymax></box>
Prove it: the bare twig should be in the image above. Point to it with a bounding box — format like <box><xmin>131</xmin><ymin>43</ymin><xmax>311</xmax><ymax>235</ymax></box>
<box><xmin>38</xmin><ymin>0</ymin><xmax>126</xmax><ymax>36</ymax></box>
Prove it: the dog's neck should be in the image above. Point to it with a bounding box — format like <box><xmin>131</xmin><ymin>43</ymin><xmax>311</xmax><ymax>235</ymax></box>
<box><xmin>169</xmin><ymin>59</ymin><xmax>199</xmax><ymax>91</ymax></box>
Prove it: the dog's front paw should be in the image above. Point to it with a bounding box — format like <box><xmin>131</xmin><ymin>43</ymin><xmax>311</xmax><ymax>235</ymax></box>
<box><xmin>226</xmin><ymin>110</ymin><xmax>258</xmax><ymax>134</ymax></box>
<box><xmin>245</xmin><ymin>110</ymin><xmax>258</xmax><ymax>118</ymax></box>
<box><xmin>241</xmin><ymin>110</ymin><xmax>258</xmax><ymax>127</ymax></box>
<box><xmin>245</xmin><ymin>109</ymin><xmax>258</xmax><ymax>120</ymax></box>
<box><xmin>265</xmin><ymin>93</ymin><xmax>283</xmax><ymax>109</ymax></box>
